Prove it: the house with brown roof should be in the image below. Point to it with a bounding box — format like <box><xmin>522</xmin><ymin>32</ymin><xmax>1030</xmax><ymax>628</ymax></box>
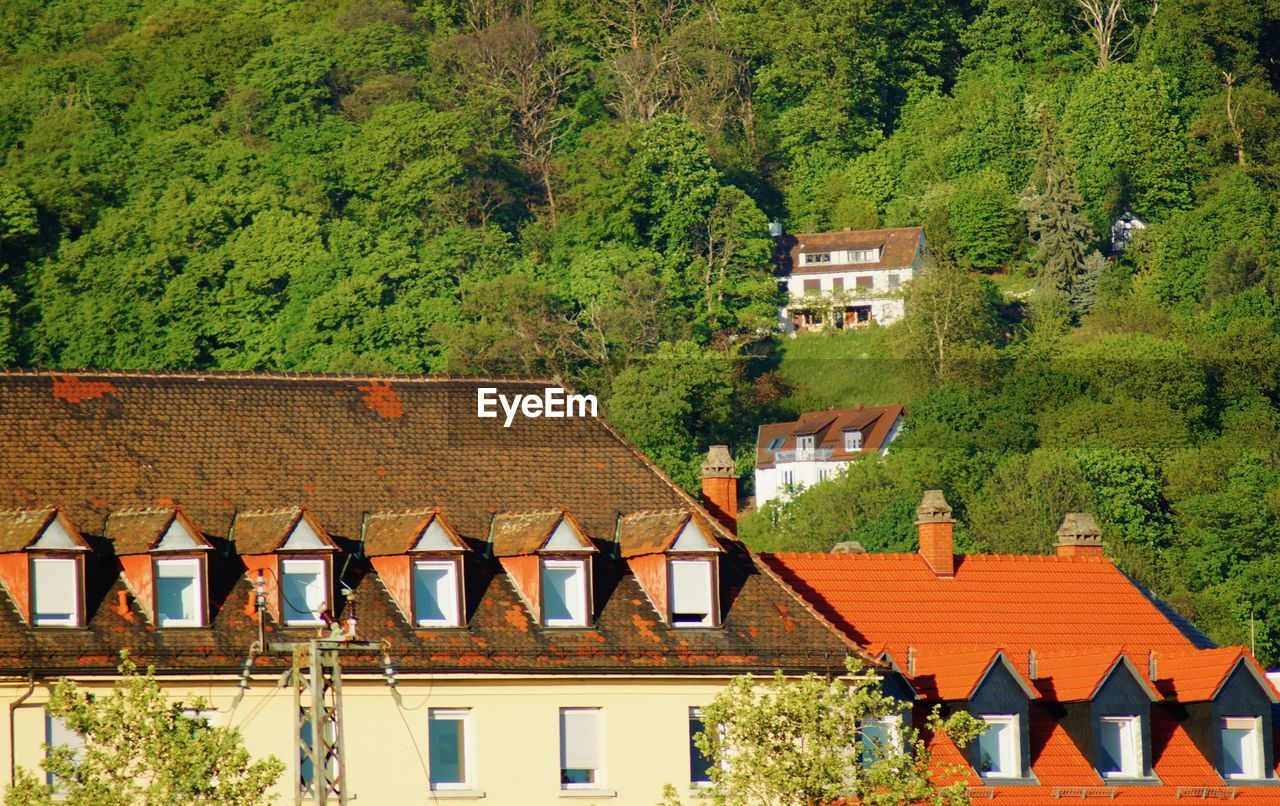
<box><xmin>774</xmin><ymin>225</ymin><xmax>926</xmax><ymax>332</ymax></box>
<box><xmin>0</xmin><ymin>370</ymin><xmax>857</xmax><ymax>804</ymax></box>
<box><xmin>754</xmin><ymin>404</ymin><xmax>904</xmax><ymax>506</ymax></box>
<box><xmin>762</xmin><ymin>493</ymin><xmax>1280</xmax><ymax>801</ymax></box>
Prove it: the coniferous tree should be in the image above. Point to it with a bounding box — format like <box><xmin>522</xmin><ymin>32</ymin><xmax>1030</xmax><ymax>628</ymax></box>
<box><xmin>1021</xmin><ymin>113</ymin><xmax>1092</xmax><ymax>296</ymax></box>
<box><xmin>1071</xmin><ymin>250</ymin><xmax>1108</xmax><ymax>317</ymax></box>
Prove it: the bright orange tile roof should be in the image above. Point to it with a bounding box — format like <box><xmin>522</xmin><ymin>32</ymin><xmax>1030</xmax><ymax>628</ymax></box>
<box><xmin>910</xmin><ymin>648</ymin><xmax>1037</xmax><ymax>701</ymax></box>
<box><xmin>760</xmin><ymin>552</ymin><xmax>1205</xmax><ymax>658</ymax></box>
<box><xmin>1155</xmin><ymin>646</ymin><xmax>1280</xmax><ymax>703</ymax></box>
<box><xmin>1029</xmin><ymin>649</ymin><xmax>1158</xmax><ymax>702</ymax></box>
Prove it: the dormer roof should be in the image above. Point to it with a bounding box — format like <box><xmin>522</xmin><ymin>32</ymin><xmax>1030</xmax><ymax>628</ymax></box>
<box><xmin>232</xmin><ymin>507</ymin><xmax>336</xmax><ymax>554</ymax></box>
<box><xmin>489</xmin><ymin>510</ymin><xmax>594</xmax><ymax>557</ymax></box>
<box><xmin>617</xmin><ymin>510</ymin><xmax>722</xmax><ymax>558</ymax></box>
<box><xmin>1154</xmin><ymin>646</ymin><xmax>1280</xmax><ymax>703</ymax></box>
<box><xmin>909</xmin><ymin>648</ymin><xmax>1039</xmax><ymax>701</ymax></box>
<box><xmin>363</xmin><ymin>509</ymin><xmax>466</xmax><ymax>557</ymax></box>
<box><xmin>1031</xmin><ymin>649</ymin><xmax>1160</xmax><ymax>703</ymax></box>
<box><xmin>104</xmin><ymin>507</ymin><xmax>212</xmax><ymax>555</ymax></box>
<box><xmin>0</xmin><ymin>508</ymin><xmax>89</xmax><ymax>552</ymax></box>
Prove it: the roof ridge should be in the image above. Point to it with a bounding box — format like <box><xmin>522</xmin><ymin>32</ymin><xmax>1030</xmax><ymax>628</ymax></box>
<box><xmin>1</xmin><ymin>368</ymin><xmax>561</xmax><ymax>384</ymax></box>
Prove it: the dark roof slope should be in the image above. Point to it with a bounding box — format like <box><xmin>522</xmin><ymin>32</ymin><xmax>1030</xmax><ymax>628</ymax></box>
<box><xmin>775</xmin><ymin>226</ymin><xmax>925</xmax><ymax>276</ymax></box>
<box><xmin>0</xmin><ymin>371</ymin><xmax>854</xmax><ymax>675</ymax></box>
<box><xmin>756</xmin><ymin>405</ymin><xmax>904</xmax><ymax>469</ymax></box>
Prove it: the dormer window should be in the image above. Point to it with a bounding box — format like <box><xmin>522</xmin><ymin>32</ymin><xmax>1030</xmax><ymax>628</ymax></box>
<box><xmin>364</xmin><ymin>509</ymin><xmax>469</xmax><ymax>630</ymax></box>
<box><xmin>413</xmin><ymin>559</ymin><xmax>461</xmax><ymax>627</ymax></box>
<box><xmin>618</xmin><ymin>510</ymin><xmax>723</xmax><ymax>629</ymax></box>
<box><xmin>851</xmin><ymin>248</ymin><xmax>880</xmax><ymax>262</ymax></box>
<box><xmin>232</xmin><ymin>508</ymin><xmax>338</xmax><ymax>628</ymax></box>
<box><xmin>542</xmin><ymin>558</ymin><xmax>588</xmax><ymax>627</ymax></box>
<box><xmin>155</xmin><ymin>558</ymin><xmax>202</xmax><ymax>627</ymax></box>
<box><xmin>860</xmin><ymin>714</ymin><xmax>903</xmax><ymax>766</ymax></box>
<box><xmin>280</xmin><ymin>558</ymin><xmax>328</xmax><ymax>625</ymax></box>
<box><xmin>802</xmin><ymin>252</ymin><xmax>831</xmax><ymax>265</ymax></box>
<box><xmin>796</xmin><ymin>435</ymin><xmax>814</xmax><ymax>458</ymax></box>
<box><xmin>669</xmin><ymin>559</ymin><xmax>714</xmax><ymax>626</ymax></box>
<box><xmin>1221</xmin><ymin>717</ymin><xmax>1264</xmax><ymax>780</ymax></box>
<box><xmin>977</xmin><ymin>715</ymin><xmax>1020</xmax><ymax>779</ymax></box>
<box><xmin>106</xmin><ymin>507</ymin><xmax>213</xmax><ymax>629</ymax></box>
<box><xmin>844</xmin><ymin>430</ymin><xmax>862</xmax><ymax>452</ymax></box>
<box><xmin>32</xmin><ymin>557</ymin><xmax>80</xmax><ymax>627</ymax></box>
<box><xmin>1097</xmin><ymin>716</ymin><xmax>1142</xmax><ymax>778</ymax></box>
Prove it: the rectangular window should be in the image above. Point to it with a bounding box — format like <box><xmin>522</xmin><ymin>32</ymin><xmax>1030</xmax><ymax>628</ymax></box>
<box><xmin>844</xmin><ymin>431</ymin><xmax>863</xmax><ymax>452</ymax></box>
<box><xmin>861</xmin><ymin>714</ymin><xmax>902</xmax><ymax>766</ymax></box>
<box><xmin>1221</xmin><ymin>716</ymin><xmax>1264</xmax><ymax>779</ymax></box>
<box><xmin>832</xmin><ymin>277</ymin><xmax>844</xmax><ymax>291</ymax></box>
<box><xmin>855</xmin><ymin>275</ymin><xmax>873</xmax><ymax>289</ymax></box>
<box><xmin>689</xmin><ymin>708</ymin><xmax>713</xmax><ymax>785</ymax></box>
<box><xmin>428</xmin><ymin>709</ymin><xmax>472</xmax><ymax>789</ymax></box>
<box><xmin>852</xmin><ymin>249</ymin><xmax>880</xmax><ymax>262</ymax></box>
<box><xmin>560</xmin><ymin>707</ymin><xmax>602</xmax><ymax>788</ymax></box>
<box><xmin>32</xmin><ymin>557</ymin><xmax>78</xmax><ymax>626</ymax></box>
<box><xmin>796</xmin><ymin>435</ymin><xmax>814</xmax><ymax>457</ymax></box>
<box><xmin>45</xmin><ymin>710</ymin><xmax>84</xmax><ymax>789</ymax></box>
<box><xmin>413</xmin><ymin>559</ymin><xmax>460</xmax><ymax>627</ymax></box>
<box><xmin>782</xmin><ymin>470</ymin><xmax>794</xmax><ymax>486</ymax></box>
<box><xmin>1098</xmin><ymin>716</ymin><xmax>1142</xmax><ymax>777</ymax></box>
<box><xmin>280</xmin><ymin>558</ymin><xmax>327</xmax><ymax>625</ymax></box>
<box><xmin>977</xmin><ymin>715</ymin><xmax>1020</xmax><ymax>778</ymax></box>
<box><xmin>155</xmin><ymin>557</ymin><xmax>202</xmax><ymax>627</ymax></box>
<box><xmin>670</xmin><ymin>559</ymin><xmax>714</xmax><ymax>626</ymax></box>
<box><xmin>802</xmin><ymin>279</ymin><xmax>821</xmax><ymax>294</ymax></box>
<box><xmin>888</xmin><ymin>273</ymin><xmax>901</xmax><ymax>288</ymax></box>
<box><xmin>802</xmin><ymin>252</ymin><xmax>832</xmax><ymax>265</ymax></box>
<box><xmin>542</xmin><ymin>559</ymin><xmax>587</xmax><ymax>627</ymax></box>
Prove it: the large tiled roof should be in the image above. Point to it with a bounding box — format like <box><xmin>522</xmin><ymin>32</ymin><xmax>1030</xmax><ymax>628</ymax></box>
<box><xmin>755</xmin><ymin>405</ymin><xmax>903</xmax><ymax>469</ymax></box>
<box><xmin>774</xmin><ymin>226</ymin><xmax>925</xmax><ymax>276</ymax></box>
<box><xmin>760</xmin><ymin>551</ymin><xmax>1209</xmax><ymax>657</ymax></box>
<box><xmin>0</xmin><ymin>371</ymin><xmax>855</xmax><ymax>675</ymax></box>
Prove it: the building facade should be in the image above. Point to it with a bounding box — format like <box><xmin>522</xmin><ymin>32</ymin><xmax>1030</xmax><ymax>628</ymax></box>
<box><xmin>754</xmin><ymin>405</ymin><xmax>904</xmax><ymax>507</ymax></box>
<box><xmin>0</xmin><ymin>371</ymin><xmax>856</xmax><ymax>805</ymax></box>
<box><xmin>773</xmin><ymin>226</ymin><xmax>926</xmax><ymax>332</ymax></box>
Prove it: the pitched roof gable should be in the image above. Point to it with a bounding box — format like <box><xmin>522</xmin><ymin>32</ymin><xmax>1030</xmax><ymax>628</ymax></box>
<box><xmin>0</xmin><ymin>508</ymin><xmax>88</xmax><ymax>552</ymax></box>
<box><xmin>232</xmin><ymin>507</ymin><xmax>336</xmax><ymax>554</ymax></box>
<box><xmin>363</xmin><ymin>509</ymin><xmax>466</xmax><ymax>557</ymax></box>
<box><xmin>616</xmin><ymin>510</ymin><xmax>720</xmax><ymax>558</ymax></box>
<box><xmin>1031</xmin><ymin>650</ymin><xmax>1159</xmax><ymax>702</ymax></box>
<box><xmin>776</xmin><ymin>226</ymin><xmax>925</xmax><ymax>276</ymax></box>
<box><xmin>755</xmin><ymin>405</ymin><xmax>904</xmax><ymax>468</ymax></box>
<box><xmin>911</xmin><ymin>648</ymin><xmax>1038</xmax><ymax>701</ymax></box>
<box><xmin>1155</xmin><ymin>647</ymin><xmax>1280</xmax><ymax>703</ymax></box>
<box><xmin>104</xmin><ymin>507</ymin><xmax>211</xmax><ymax>555</ymax></box>
<box><xmin>489</xmin><ymin>510</ymin><xmax>594</xmax><ymax>557</ymax></box>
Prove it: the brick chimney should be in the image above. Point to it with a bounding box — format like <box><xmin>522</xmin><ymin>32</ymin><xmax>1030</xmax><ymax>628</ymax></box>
<box><xmin>700</xmin><ymin>445</ymin><xmax>739</xmax><ymax>532</ymax></box>
<box><xmin>1055</xmin><ymin>513</ymin><xmax>1104</xmax><ymax>557</ymax></box>
<box><xmin>916</xmin><ymin>490</ymin><xmax>955</xmax><ymax>577</ymax></box>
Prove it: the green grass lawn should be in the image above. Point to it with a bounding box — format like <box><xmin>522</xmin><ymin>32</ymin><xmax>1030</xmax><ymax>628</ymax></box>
<box><xmin>772</xmin><ymin>327</ymin><xmax>921</xmax><ymax>409</ymax></box>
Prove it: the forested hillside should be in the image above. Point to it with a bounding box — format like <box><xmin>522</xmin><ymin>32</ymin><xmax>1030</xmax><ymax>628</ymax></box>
<box><xmin>2</xmin><ymin>0</ymin><xmax>1279</xmax><ymax>662</ymax></box>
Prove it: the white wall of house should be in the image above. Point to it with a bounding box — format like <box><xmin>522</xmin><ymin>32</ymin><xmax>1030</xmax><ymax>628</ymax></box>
<box><xmin>779</xmin><ymin>267</ymin><xmax>914</xmax><ymax>331</ymax></box>
<box><xmin>755</xmin><ymin>459</ymin><xmax>852</xmax><ymax>506</ymax></box>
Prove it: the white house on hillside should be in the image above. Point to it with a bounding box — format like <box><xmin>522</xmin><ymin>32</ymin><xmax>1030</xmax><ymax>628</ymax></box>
<box><xmin>773</xmin><ymin>226</ymin><xmax>926</xmax><ymax>332</ymax></box>
<box><xmin>754</xmin><ymin>404</ymin><xmax>904</xmax><ymax>506</ymax></box>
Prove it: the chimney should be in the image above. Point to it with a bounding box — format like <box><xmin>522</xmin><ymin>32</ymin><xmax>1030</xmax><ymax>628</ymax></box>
<box><xmin>700</xmin><ymin>445</ymin><xmax>739</xmax><ymax>532</ymax></box>
<box><xmin>916</xmin><ymin>490</ymin><xmax>955</xmax><ymax>577</ymax></box>
<box><xmin>1055</xmin><ymin>513</ymin><xmax>1104</xmax><ymax>557</ymax></box>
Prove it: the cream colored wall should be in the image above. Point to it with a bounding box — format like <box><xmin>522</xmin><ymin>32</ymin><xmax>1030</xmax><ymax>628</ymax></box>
<box><xmin>0</xmin><ymin>675</ymin><xmax>731</xmax><ymax>806</ymax></box>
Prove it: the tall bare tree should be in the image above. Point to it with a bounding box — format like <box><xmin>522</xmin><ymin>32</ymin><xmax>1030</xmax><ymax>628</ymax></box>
<box><xmin>452</xmin><ymin>16</ymin><xmax>573</xmax><ymax>223</ymax></box>
<box><xmin>582</xmin><ymin>0</ymin><xmax>696</xmax><ymax>122</ymax></box>
<box><xmin>1075</xmin><ymin>0</ymin><xmax>1131</xmax><ymax>68</ymax></box>
<box><xmin>1222</xmin><ymin>71</ymin><xmax>1247</xmax><ymax>166</ymax></box>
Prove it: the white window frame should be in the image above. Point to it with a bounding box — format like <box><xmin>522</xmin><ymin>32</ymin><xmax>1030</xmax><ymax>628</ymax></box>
<box><xmin>279</xmin><ymin>557</ymin><xmax>328</xmax><ymax>626</ymax></box>
<box><xmin>688</xmin><ymin>707</ymin><xmax>714</xmax><ymax>786</ymax></box>
<box><xmin>796</xmin><ymin>435</ymin><xmax>815</xmax><ymax>458</ymax></box>
<box><xmin>45</xmin><ymin>709</ymin><xmax>85</xmax><ymax>790</ymax></box>
<box><xmin>31</xmin><ymin>556</ymin><xmax>80</xmax><ymax>627</ymax></box>
<box><xmin>412</xmin><ymin>558</ymin><xmax>461</xmax><ymax>628</ymax></box>
<box><xmin>852</xmin><ymin>248</ymin><xmax>880</xmax><ymax>263</ymax></box>
<box><xmin>860</xmin><ymin>713</ymin><xmax>903</xmax><ymax>767</ymax></box>
<box><xmin>428</xmin><ymin>708</ymin><xmax>474</xmax><ymax>790</ymax></box>
<box><xmin>1098</xmin><ymin>715</ymin><xmax>1143</xmax><ymax>778</ymax></box>
<box><xmin>844</xmin><ymin>431</ymin><xmax>863</xmax><ymax>452</ymax></box>
<box><xmin>559</xmin><ymin>707</ymin><xmax>603</xmax><ymax>790</ymax></box>
<box><xmin>154</xmin><ymin>556</ymin><xmax>204</xmax><ymax>628</ymax></box>
<box><xmin>1221</xmin><ymin>716</ymin><xmax>1265</xmax><ymax>780</ymax></box>
<box><xmin>669</xmin><ymin>558</ymin><xmax>716</xmax><ymax>627</ymax></box>
<box><xmin>977</xmin><ymin>714</ymin><xmax>1021</xmax><ymax>779</ymax></box>
<box><xmin>802</xmin><ymin>252</ymin><xmax>832</xmax><ymax>265</ymax></box>
<box><xmin>541</xmin><ymin>558</ymin><xmax>589</xmax><ymax>627</ymax></box>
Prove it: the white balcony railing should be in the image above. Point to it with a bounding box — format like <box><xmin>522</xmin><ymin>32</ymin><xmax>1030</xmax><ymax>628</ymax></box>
<box><xmin>772</xmin><ymin>447</ymin><xmax>834</xmax><ymax>462</ymax></box>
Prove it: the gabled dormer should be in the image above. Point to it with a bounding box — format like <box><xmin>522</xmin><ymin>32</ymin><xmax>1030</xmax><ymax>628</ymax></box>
<box><xmin>104</xmin><ymin>507</ymin><xmax>214</xmax><ymax>628</ymax></box>
<box><xmin>1157</xmin><ymin>647</ymin><xmax>1279</xmax><ymax>782</ymax></box>
<box><xmin>0</xmin><ymin>508</ymin><xmax>91</xmax><ymax>627</ymax></box>
<box><xmin>232</xmin><ymin>508</ymin><xmax>338</xmax><ymax>627</ymax></box>
<box><xmin>1035</xmin><ymin>650</ymin><xmax>1160</xmax><ymax>781</ymax></box>
<box><xmin>364</xmin><ymin>509</ymin><xmax>468</xmax><ymax>628</ymax></box>
<box><xmin>912</xmin><ymin>648</ymin><xmax>1038</xmax><ymax>781</ymax></box>
<box><xmin>617</xmin><ymin>510</ymin><xmax>723</xmax><ymax>627</ymax></box>
<box><xmin>489</xmin><ymin>510</ymin><xmax>596</xmax><ymax>628</ymax></box>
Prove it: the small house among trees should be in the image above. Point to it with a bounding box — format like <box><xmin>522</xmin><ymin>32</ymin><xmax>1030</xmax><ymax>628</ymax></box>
<box><xmin>773</xmin><ymin>226</ymin><xmax>927</xmax><ymax>332</ymax></box>
<box><xmin>1109</xmin><ymin>210</ymin><xmax>1147</xmax><ymax>253</ymax></box>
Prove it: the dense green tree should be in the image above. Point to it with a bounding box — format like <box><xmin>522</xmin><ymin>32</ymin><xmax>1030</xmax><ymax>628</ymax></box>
<box><xmin>1020</xmin><ymin>114</ymin><xmax>1091</xmax><ymax>294</ymax></box>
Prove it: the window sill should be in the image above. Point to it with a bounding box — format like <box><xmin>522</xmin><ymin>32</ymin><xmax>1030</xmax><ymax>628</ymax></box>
<box><xmin>559</xmin><ymin>789</ymin><xmax>616</xmax><ymax>798</ymax></box>
<box><xmin>975</xmin><ymin>775</ymin><xmax>1038</xmax><ymax>786</ymax></box>
<box><xmin>1101</xmin><ymin>776</ymin><xmax>1161</xmax><ymax>786</ymax></box>
<box><xmin>428</xmin><ymin>789</ymin><xmax>486</xmax><ymax>799</ymax></box>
